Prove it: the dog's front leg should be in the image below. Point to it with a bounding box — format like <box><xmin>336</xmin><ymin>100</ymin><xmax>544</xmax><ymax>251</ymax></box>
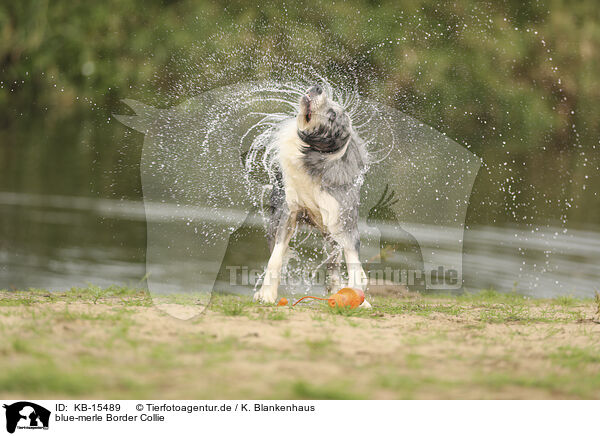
<box><xmin>254</xmin><ymin>210</ymin><xmax>297</xmax><ymax>304</ymax></box>
<box><xmin>342</xmin><ymin>236</ymin><xmax>371</xmax><ymax>308</ymax></box>
<box><xmin>320</xmin><ymin>233</ymin><xmax>342</xmax><ymax>293</ymax></box>
<box><xmin>326</xmin><ymin>246</ymin><xmax>342</xmax><ymax>293</ymax></box>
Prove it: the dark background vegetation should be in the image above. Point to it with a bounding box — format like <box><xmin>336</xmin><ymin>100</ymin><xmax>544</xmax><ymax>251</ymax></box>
<box><xmin>1</xmin><ymin>0</ymin><xmax>598</xmax><ymax>226</ymax></box>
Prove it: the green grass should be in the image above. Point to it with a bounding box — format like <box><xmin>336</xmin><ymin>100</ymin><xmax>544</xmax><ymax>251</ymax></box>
<box><xmin>376</xmin><ymin>373</ymin><xmax>446</xmax><ymax>399</ymax></box>
<box><xmin>267</xmin><ymin>310</ymin><xmax>289</xmax><ymax>321</ymax></box>
<box><xmin>184</xmin><ymin>334</ymin><xmax>240</xmax><ymax>354</ymax></box>
<box><xmin>0</xmin><ymin>362</ymin><xmax>141</xmax><ymax>396</ymax></box>
<box><xmin>550</xmin><ymin>346</ymin><xmax>600</xmax><ymax>369</ymax></box>
<box><xmin>478</xmin><ymin>303</ymin><xmax>531</xmax><ymax>323</ymax></box>
<box><xmin>222</xmin><ymin>302</ymin><xmax>246</xmax><ymax>316</ymax></box>
<box><xmin>552</xmin><ymin>295</ymin><xmax>578</xmax><ymax>307</ymax></box>
<box><xmin>290</xmin><ymin>380</ymin><xmax>360</xmax><ymax>400</ymax></box>
<box><xmin>56</xmin><ymin>305</ymin><xmax>136</xmax><ymax>322</ymax></box>
<box><xmin>305</xmin><ymin>337</ymin><xmax>334</xmax><ymax>353</ymax></box>
<box><xmin>1</xmin><ymin>286</ymin><xmax>598</xmax><ymax>399</ymax></box>
<box><xmin>477</xmin><ymin>371</ymin><xmax>600</xmax><ymax>398</ymax></box>
<box><xmin>5</xmin><ymin>285</ymin><xmax>591</xmax><ymax>326</ymax></box>
<box><xmin>0</xmin><ymin>286</ymin><xmax>150</xmax><ymax>306</ymax></box>
<box><xmin>210</xmin><ymin>294</ymin><xmax>253</xmax><ymax>316</ymax></box>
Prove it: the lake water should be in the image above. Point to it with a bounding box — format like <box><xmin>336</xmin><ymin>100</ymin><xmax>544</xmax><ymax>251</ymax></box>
<box><xmin>2</xmin><ymin>190</ymin><xmax>599</xmax><ymax>299</ymax></box>
<box><xmin>1</xmin><ymin>111</ymin><xmax>599</xmax><ymax>298</ymax></box>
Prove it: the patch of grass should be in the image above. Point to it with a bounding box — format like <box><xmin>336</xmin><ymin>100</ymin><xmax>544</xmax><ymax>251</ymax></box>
<box><xmin>345</xmin><ymin>318</ymin><xmax>360</xmax><ymax>327</ymax></box>
<box><xmin>0</xmin><ymin>293</ymin><xmax>38</xmax><ymax>306</ymax></box>
<box><xmin>267</xmin><ymin>310</ymin><xmax>288</xmax><ymax>321</ymax></box>
<box><xmin>479</xmin><ymin>304</ymin><xmax>531</xmax><ymax>324</ymax></box>
<box><xmin>375</xmin><ymin>373</ymin><xmax>450</xmax><ymax>399</ymax></box>
<box><xmin>552</xmin><ymin>295</ymin><xmax>577</xmax><ymax>307</ymax></box>
<box><xmin>152</xmin><ymin>292</ymin><xmax>208</xmax><ymax>307</ymax></box>
<box><xmin>310</xmin><ymin>313</ymin><xmax>326</xmax><ymax>321</ymax></box>
<box><xmin>223</xmin><ymin>303</ymin><xmax>245</xmax><ymax>316</ymax></box>
<box><xmin>477</xmin><ymin>288</ymin><xmax>503</xmax><ymax>300</ymax></box>
<box><xmin>110</xmin><ymin>321</ymin><xmax>136</xmax><ymax>345</ymax></box>
<box><xmin>221</xmin><ymin>301</ymin><xmax>247</xmax><ymax>316</ymax></box>
<box><xmin>458</xmin><ymin>288</ymin><xmax>529</xmax><ymax>306</ymax></box>
<box><xmin>326</xmin><ymin>305</ymin><xmax>370</xmax><ymax>317</ymax></box>
<box><xmin>305</xmin><ymin>337</ymin><xmax>334</xmax><ymax>353</ymax></box>
<box><xmin>550</xmin><ymin>346</ymin><xmax>600</xmax><ymax>369</ymax></box>
<box><xmin>290</xmin><ymin>380</ymin><xmax>360</xmax><ymax>400</ymax></box>
<box><xmin>0</xmin><ymin>363</ymin><xmax>139</xmax><ymax>396</ymax></box>
<box><xmin>55</xmin><ymin>305</ymin><xmax>136</xmax><ymax>323</ymax></box>
<box><xmin>373</xmin><ymin>300</ymin><xmax>465</xmax><ymax>318</ymax></box>
<box><xmin>183</xmin><ymin>334</ymin><xmax>240</xmax><ymax>354</ymax></box>
<box><xmin>403</xmin><ymin>332</ymin><xmax>448</xmax><ymax>346</ymax></box>
<box><xmin>405</xmin><ymin>353</ymin><xmax>423</xmax><ymax>369</ymax></box>
<box><xmin>118</xmin><ymin>296</ymin><xmax>153</xmax><ymax>307</ymax></box>
<box><xmin>148</xmin><ymin>344</ymin><xmax>176</xmax><ymax>368</ymax></box>
<box><xmin>11</xmin><ymin>338</ymin><xmax>35</xmax><ymax>354</ymax></box>
<box><xmin>210</xmin><ymin>295</ymin><xmax>253</xmax><ymax>316</ymax></box>
<box><xmin>464</xmin><ymin>323</ymin><xmax>485</xmax><ymax>330</ymax></box>
<box><xmin>477</xmin><ymin>371</ymin><xmax>600</xmax><ymax>398</ymax></box>
<box><xmin>1</xmin><ymin>287</ymin><xmax>599</xmax><ymax>399</ymax></box>
<box><xmin>66</xmin><ymin>285</ymin><xmax>150</xmax><ymax>304</ymax></box>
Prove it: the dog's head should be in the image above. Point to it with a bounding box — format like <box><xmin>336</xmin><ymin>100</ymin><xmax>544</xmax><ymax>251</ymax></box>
<box><xmin>296</xmin><ymin>84</ymin><xmax>351</xmax><ymax>154</ymax></box>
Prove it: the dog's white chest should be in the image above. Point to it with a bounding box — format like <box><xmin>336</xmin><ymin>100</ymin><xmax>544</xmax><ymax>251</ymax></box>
<box><xmin>275</xmin><ymin>119</ymin><xmax>340</xmax><ymax>229</ymax></box>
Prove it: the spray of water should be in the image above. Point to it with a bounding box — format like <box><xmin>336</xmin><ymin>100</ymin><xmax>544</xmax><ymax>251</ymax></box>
<box><xmin>111</xmin><ymin>14</ymin><xmax>596</xmax><ymax>318</ymax></box>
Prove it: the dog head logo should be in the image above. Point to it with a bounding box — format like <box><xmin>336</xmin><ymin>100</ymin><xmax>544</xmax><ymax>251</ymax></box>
<box><xmin>3</xmin><ymin>402</ymin><xmax>50</xmax><ymax>434</ymax></box>
<box><xmin>115</xmin><ymin>82</ymin><xmax>480</xmax><ymax>317</ymax></box>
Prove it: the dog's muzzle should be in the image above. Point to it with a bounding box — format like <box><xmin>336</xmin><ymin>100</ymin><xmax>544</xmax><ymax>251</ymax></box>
<box><xmin>301</xmin><ymin>95</ymin><xmax>312</xmax><ymax>122</ymax></box>
<box><xmin>300</xmin><ymin>85</ymin><xmax>323</xmax><ymax>123</ymax></box>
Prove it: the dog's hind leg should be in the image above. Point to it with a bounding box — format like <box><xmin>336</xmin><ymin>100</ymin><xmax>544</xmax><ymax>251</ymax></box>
<box><xmin>254</xmin><ymin>209</ymin><xmax>297</xmax><ymax>304</ymax></box>
<box><xmin>325</xmin><ymin>208</ymin><xmax>371</xmax><ymax>307</ymax></box>
<box><xmin>344</xmin><ymin>239</ymin><xmax>367</xmax><ymax>291</ymax></box>
<box><xmin>324</xmin><ymin>235</ymin><xmax>342</xmax><ymax>293</ymax></box>
<box><xmin>338</xmin><ymin>234</ymin><xmax>371</xmax><ymax>308</ymax></box>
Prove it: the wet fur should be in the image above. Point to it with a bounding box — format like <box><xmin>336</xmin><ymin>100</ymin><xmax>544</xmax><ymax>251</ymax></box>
<box><xmin>255</xmin><ymin>86</ymin><xmax>370</xmax><ymax>306</ymax></box>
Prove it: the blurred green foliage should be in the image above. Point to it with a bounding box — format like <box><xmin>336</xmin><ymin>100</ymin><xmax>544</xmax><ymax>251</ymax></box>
<box><xmin>0</xmin><ymin>0</ymin><xmax>598</xmax><ymax>153</ymax></box>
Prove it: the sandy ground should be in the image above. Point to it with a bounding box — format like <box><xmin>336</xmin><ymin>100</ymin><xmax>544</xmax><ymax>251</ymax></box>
<box><xmin>0</xmin><ymin>289</ymin><xmax>599</xmax><ymax>399</ymax></box>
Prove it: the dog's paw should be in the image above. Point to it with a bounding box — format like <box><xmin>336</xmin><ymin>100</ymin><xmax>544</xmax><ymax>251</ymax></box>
<box><xmin>253</xmin><ymin>285</ymin><xmax>278</xmax><ymax>304</ymax></box>
<box><xmin>359</xmin><ymin>299</ymin><xmax>372</xmax><ymax>309</ymax></box>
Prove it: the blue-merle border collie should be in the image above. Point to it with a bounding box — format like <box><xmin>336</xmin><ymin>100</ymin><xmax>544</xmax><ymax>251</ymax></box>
<box><xmin>254</xmin><ymin>84</ymin><xmax>371</xmax><ymax>308</ymax></box>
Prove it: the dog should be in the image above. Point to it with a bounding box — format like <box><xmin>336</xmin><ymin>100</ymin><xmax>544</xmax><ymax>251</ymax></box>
<box><xmin>253</xmin><ymin>84</ymin><xmax>371</xmax><ymax>307</ymax></box>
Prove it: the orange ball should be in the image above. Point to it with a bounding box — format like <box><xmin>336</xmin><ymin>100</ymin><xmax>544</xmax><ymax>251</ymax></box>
<box><xmin>277</xmin><ymin>297</ymin><xmax>288</xmax><ymax>306</ymax></box>
<box><xmin>329</xmin><ymin>288</ymin><xmax>365</xmax><ymax>309</ymax></box>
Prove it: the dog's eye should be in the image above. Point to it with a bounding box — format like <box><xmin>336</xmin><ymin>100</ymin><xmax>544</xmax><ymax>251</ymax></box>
<box><xmin>328</xmin><ymin>111</ymin><xmax>337</xmax><ymax>122</ymax></box>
